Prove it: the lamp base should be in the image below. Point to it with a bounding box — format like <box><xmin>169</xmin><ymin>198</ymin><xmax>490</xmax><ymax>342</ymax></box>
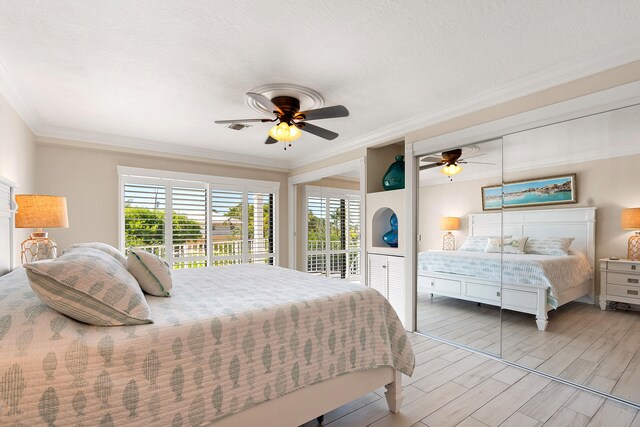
<box><xmin>442</xmin><ymin>232</ymin><xmax>456</xmax><ymax>251</ymax></box>
<box><xmin>629</xmin><ymin>233</ymin><xmax>640</xmax><ymax>262</ymax></box>
<box><xmin>21</xmin><ymin>232</ymin><xmax>57</xmax><ymax>264</ymax></box>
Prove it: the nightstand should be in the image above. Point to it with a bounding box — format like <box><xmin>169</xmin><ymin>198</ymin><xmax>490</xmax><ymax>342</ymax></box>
<box><xmin>599</xmin><ymin>258</ymin><xmax>640</xmax><ymax>310</ymax></box>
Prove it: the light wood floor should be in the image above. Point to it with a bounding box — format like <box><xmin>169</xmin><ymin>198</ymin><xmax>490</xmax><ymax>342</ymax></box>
<box><xmin>416</xmin><ymin>291</ymin><xmax>640</xmax><ymax>405</ymax></box>
<box><xmin>300</xmin><ymin>332</ymin><xmax>640</xmax><ymax>427</ymax></box>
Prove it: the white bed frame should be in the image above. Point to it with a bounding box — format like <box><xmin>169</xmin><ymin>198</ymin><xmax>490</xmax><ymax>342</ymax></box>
<box><xmin>0</xmin><ymin>177</ymin><xmax>404</xmax><ymax>426</ymax></box>
<box><xmin>419</xmin><ymin>207</ymin><xmax>596</xmax><ymax>331</ymax></box>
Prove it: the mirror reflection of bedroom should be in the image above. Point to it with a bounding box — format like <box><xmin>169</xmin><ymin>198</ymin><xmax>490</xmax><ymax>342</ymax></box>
<box><xmin>416</xmin><ymin>102</ymin><xmax>640</xmax><ymax>406</ymax></box>
<box><xmin>417</xmin><ymin>138</ymin><xmax>504</xmax><ymax>356</ymax></box>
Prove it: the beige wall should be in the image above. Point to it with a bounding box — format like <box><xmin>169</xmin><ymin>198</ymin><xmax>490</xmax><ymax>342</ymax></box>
<box><xmin>35</xmin><ymin>143</ymin><xmax>290</xmax><ymax>266</ymax></box>
<box><xmin>419</xmin><ymin>154</ymin><xmax>640</xmax><ymax>293</ymax></box>
<box><xmin>0</xmin><ymin>92</ymin><xmax>36</xmax><ymax>261</ymax></box>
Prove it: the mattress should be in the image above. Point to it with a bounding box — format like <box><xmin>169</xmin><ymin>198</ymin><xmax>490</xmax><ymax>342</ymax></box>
<box><xmin>418</xmin><ymin>250</ymin><xmax>592</xmax><ymax>308</ymax></box>
<box><xmin>0</xmin><ymin>264</ymin><xmax>414</xmax><ymax>426</ymax></box>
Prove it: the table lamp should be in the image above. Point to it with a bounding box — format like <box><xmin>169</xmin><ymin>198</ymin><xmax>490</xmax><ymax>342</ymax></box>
<box><xmin>440</xmin><ymin>216</ymin><xmax>460</xmax><ymax>251</ymax></box>
<box><xmin>15</xmin><ymin>194</ymin><xmax>69</xmax><ymax>264</ymax></box>
<box><xmin>622</xmin><ymin>207</ymin><xmax>640</xmax><ymax>261</ymax></box>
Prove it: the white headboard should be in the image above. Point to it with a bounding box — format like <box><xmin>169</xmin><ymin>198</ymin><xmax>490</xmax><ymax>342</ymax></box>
<box><xmin>0</xmin><ymin>176</ymin><xmax>17</xmax><ymax>275</ymax></box>
<box><xmin>468</xmin><ymin>207</ymin><xmax>597</xmax><ymax>268</ymax></box>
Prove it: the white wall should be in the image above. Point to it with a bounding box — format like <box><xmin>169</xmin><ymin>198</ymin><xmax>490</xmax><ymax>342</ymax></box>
<box><xmin>0</xmin><ymin>91</ymin><xmax>36</xmax><ymax>263</ymax></box>
<box><xmin>35</xmin><ymin>143</ymin><xmax>290</xmax><ymax>267</ymax></box>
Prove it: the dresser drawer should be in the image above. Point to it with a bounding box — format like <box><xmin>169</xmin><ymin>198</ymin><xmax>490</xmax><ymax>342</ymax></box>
<box><xmin>419</xmin><ymin>275</ymin><xmax>461</xmax><ymax>296</ymax></box>
<box><xmin>608</xmin><ymin>284</ymin><xmax>640</xmax><ymax>300</ymax></box>
<box><xmin>607</xmin><ymin>272</ymin><xmax>640</xmax><ymax>287</ymax></box>
<box><xmin>607</xmin><ymin>262</ymin><xmax>640</xmax><ymax>273</ymax></box>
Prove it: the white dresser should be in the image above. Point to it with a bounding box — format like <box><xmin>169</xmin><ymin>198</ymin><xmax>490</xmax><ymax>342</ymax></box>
<box><xmin>599</xmin><ymin>258</ymin><xmax>640</xmax><ymax>309</ymax></box>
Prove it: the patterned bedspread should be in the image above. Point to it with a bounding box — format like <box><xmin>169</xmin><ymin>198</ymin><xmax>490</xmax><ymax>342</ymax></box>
<box><xmin>418</xmin><ymin>250</ymin><xmax>592</xmax><ymax>308</ymax></box>
<box><xmin>0</xmin><ymin>264</ymin><xmax>414</xmax><ymax>426</ymax></box>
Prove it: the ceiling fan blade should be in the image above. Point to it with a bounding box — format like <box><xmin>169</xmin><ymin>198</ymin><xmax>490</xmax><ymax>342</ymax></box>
<box><xmin>246</xmin><ymin>92</ymin><xmax>283</xmax><ymax>115</ymax></box>
<box><xmin>296</xmin><ymin>122</ymin><xmax>339</xmax><ymax>140</ymax></box>
<box><xmin>419</xmin><ymin>164</ymin><xmax>443</xmax><ymax>171</ymax></box>
<box><xmin>459</xmin><ymin>152</ymin><xmax>487</xmax><ymax>161</ymax></box>
<box><xmin>297</xmin><ymin>105</ymin><xmax>349</xmax><ymax>121</ymax></box>
<box><xmin>264</xmin><ymin>136</ymin><xmax>278</xmax><ymax>144</ymax></box>
<box><xmin>458</xmin><ymin>161</ymin><xmax>496</xmax><ymax>165</ymax></box>
<box><xmin>421</xmin><ymin>156</ymin><xmax>444</xmax><ymax>163</ymax></box>
<box><xmin>215</xmin><ymin>118</ymin><xmax>273</xmax><ymax>124</ymax></box>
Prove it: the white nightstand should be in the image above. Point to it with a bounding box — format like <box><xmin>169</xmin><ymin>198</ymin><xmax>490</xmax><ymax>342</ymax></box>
<box><xmin>599</xmin><ymin>258</ymin><xmax>640</xmax><ymax>310</ymax></box>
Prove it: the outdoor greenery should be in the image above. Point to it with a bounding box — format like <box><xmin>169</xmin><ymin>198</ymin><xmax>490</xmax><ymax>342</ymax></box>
<box><xmin>226</xmin><ymin>202</ymin><xmax>271</xmax><ymax>239</ymax></box>
<box><xmin>124</xmin><ymin>205</ymin><xmax>203</xmax><ymax>247</ymax></box>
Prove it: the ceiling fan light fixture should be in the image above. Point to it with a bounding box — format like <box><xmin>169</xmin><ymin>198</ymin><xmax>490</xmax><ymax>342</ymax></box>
<box><xmin>441</xmin><ymin>163</ymin><xmax>462</xmax><ymax>177</ymax></box>
<box><xmin>269</xmin><ymin>122</ymin><xmax>302</xmax><ymax>143</ymax></box>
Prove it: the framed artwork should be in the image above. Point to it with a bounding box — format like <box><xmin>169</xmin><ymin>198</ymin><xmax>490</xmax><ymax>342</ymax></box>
<box><xmin>482</xmin><ymin>174</ymin><xmax>577</xmax><ymax>211</ymax></box>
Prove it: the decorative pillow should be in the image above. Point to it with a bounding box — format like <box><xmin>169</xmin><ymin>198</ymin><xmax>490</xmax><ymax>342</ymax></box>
<box><xmin>127</xmin><ymin>248</ymin><xmax>172</xmax><ymax>297</ymax></box>
<box><xmin>25</xmin><ymin>248</ymin><xmax>153</xmax><ymax>326</ymax></box>
<box><xmin>458</xmin><ymin>235</ymin><xmax>512</xmax><ymax>252</ymax></box>
<box><xmin>525</xmin><ymin>237</ymin><xmax>575</xmax><ymax>256</ymax></box>
<box><xmin>66</xmin><ymin>242</ymin><xmax>127</xmax><ymax>266</ymax></box>
<box><xmin>485</xmin><ymin>237</ymin><xmax>528</xmax><ymax>254</ymax></box>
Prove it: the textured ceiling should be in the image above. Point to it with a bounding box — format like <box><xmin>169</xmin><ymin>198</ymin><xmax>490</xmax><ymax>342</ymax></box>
<box><xmin>1</xmin><ymin>1</ymin><xmax>639</xmax><ymax>169</ymax></box>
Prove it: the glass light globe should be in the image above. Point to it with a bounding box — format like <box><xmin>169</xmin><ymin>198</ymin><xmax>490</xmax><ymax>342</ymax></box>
<box><xmin>441</xmin><ymin>163</ymin><xmax>462</xmax><ymax>177</ymax></box>
<box><xmin>268</xmin><ymin>122</ymin><xmax>302</xmax><ymax>143</ymax></box>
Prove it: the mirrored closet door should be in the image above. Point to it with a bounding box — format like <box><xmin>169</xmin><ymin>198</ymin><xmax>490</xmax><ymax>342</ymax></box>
<box><xmin>500</xmin><ymin>103</ymin><xmax>640</xmax><ymax>405</ymax></box>
<box><xmin>416</xmin><ymin>138</ymin><xmax>504</xmax><ymax>356</ymax></box>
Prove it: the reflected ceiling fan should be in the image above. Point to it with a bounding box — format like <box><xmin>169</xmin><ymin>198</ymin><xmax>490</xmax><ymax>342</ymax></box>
<box><xmin>420</xmin><ymin>148</ymin><xmax>494</xmax><ymax>179</ymax></box>
<box><xmin>215</xmin><ymin>93</ymin><xmax>349</xmax><ymax>149</ymax></box>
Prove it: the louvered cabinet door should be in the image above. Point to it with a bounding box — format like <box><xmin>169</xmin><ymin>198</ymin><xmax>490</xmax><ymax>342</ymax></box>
<box><xmin>386</xmin><ymin>255</ymin><xmax>406</xmax><ymax>328</ymax></box>
<box><xmin>368</xmin><ymin>253</ymin><xmax>388</xmax><ymax>297</ymax></box>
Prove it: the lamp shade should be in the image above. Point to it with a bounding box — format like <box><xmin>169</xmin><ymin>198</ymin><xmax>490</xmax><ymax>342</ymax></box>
<box><xmin>15</xmin><ymin>195</ymin><xmax>69</xmax><ymax>229</ymax></box>
<box><xmin>440</xmin><ymin>216</ymin><xmax>461</xmax><ymax>231</ymax></box>
<box><xmin>621</xmin><ymin>208</ymin><xmax>640</xmax><ymax>230</ymax></box>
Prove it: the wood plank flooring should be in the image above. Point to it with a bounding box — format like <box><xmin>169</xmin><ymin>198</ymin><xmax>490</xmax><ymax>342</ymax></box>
<box><xmin>300</xmin><ymin>332</ymin><xmax>640</xmax><ymax>427</ymax></box>
<box><xmin>416</xmin><ymin>291</ymin><xmax>640</xmax><ymax>405</ymax></box>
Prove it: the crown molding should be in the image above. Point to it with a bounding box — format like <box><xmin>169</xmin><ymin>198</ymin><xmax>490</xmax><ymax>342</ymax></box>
<box><xmin>0</xmin><ymin>54</ymin><xmax>43</xmax><ymax>132</ymax></box>
<box><xmin>289</xmin><ymin>38</ymin><xmax>640</xmax><ymax>169</ymax></box>
<box><xmin>35</xmin><ymin>126</ymin><xmax>290</xmax><ymax>171</ymax></box>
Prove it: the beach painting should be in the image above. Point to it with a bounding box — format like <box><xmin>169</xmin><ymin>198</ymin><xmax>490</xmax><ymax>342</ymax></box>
<box><xmin>482</xmin><ymin>174</ymin><xmax>577</xmax><ymax>210</ymax></box>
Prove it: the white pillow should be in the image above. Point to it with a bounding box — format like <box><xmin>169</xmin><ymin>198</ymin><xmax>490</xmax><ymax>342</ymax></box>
<box><xmin>525</xmin><ymin>237</ymin><xmax>574</xmax><ymax>256</ymax></box>
<box><xmin>458</xmin><ymin>235</ymin><xmax>512</xmax><ymax>252</ymax></box>
<box><xmin>25</xmin><ymin>248</ymin><xmax>152</xmax><ymax>326</ymax></box>
<box><xmin>485</xmin><ymin>237</ymin><xmax>528</xmax><ymax>254</ymax></box>
<box><xmin>66</xmin><ymin>242</ymin><xmax>127</xmax><ymax>266</ymax></box>
<box><xmin>127</xmin><ymin>248</ymin><xmax>172</xmax><ymax>297</ymax></box>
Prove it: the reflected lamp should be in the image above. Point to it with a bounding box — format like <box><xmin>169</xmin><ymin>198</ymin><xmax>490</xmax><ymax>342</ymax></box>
<box><xmin>440</xmin><ymin>216</ymin><xmax>460</xmax><ymax>251</ymax></box>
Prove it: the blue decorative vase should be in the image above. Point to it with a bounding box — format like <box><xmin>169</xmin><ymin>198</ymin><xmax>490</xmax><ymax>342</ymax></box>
<box><xmin>382</xmin><ymin>213</ymin><xmax>398</xmax><ymax>248</ymax></box>
<box><xmin>382</xmin><ymin>155</ymin><xmax>405</xmax><ymax>191</ymax></box>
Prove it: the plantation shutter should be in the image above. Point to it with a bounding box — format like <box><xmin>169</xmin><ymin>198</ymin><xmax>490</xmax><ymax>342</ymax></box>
<box><xmin>328</xmin><ymin>197</ymin><xmax>347</xmax><ymax>279</ymax></box>
<box><xmin>348</xmin><ymin>198</ymin><xmax>361</xmax><ymax>278</ymax></box>
<box><xmin>123</xmin><ymin>182</ymin><xmax>167</xmax><ymax>257</ymax></box>
<box><xmin>248</xmin><ymin>191</ymin><xmax>275</xmax><ymax>264</ymax></box>
<box><xmin>171</xmin><ymin>185</ymin><xmax>207</xmax><ymax>269</ymax></box>
<box><xmin>306</xmin><ymin>195</ymin><xmax>327</xmax><ymax>275</ymax></box>
<box><xmin>210</xmin><ymin>189</ymin><xmax>244</xmax><ymax>265</ymax></box>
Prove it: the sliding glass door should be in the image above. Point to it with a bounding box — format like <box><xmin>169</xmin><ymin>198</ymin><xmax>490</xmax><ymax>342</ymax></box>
<box><xmin>305</xmin><ymin>186</ymin><xmax>361</xmax><ymax>282</ymax></box>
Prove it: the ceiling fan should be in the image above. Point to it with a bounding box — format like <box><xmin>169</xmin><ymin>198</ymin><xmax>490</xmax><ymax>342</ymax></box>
<box><xmin>215</xmin><ymin>93</ymin><xmax>349</xmax><ymax>149</ymax></box>
<box><xmin>420</xmin><ymin>148</ymin><xmax>494</xmax><ymax>178</ymax></box>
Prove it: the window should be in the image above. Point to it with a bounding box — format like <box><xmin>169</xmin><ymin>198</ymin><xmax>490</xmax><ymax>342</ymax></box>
<box><xmin>120</xmin><ymin>168</ymin><xmax>278</xmax><ymax>269</ymax></box>
<box><xmin>305</xmin><ymin>186</ymin><xmax>360</xmax><ymax>281</ymax></box>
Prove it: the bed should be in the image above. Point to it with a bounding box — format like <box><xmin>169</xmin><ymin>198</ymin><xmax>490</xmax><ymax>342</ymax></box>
<box><xmin>0</xmin><ymin>178</ymin><xmax>414</xmax><ymax>426</ymax></box>
<box><xmin>418</xmin><ymin>207</ymin><xmax>596</xmax><ymax>331</ymax></box>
